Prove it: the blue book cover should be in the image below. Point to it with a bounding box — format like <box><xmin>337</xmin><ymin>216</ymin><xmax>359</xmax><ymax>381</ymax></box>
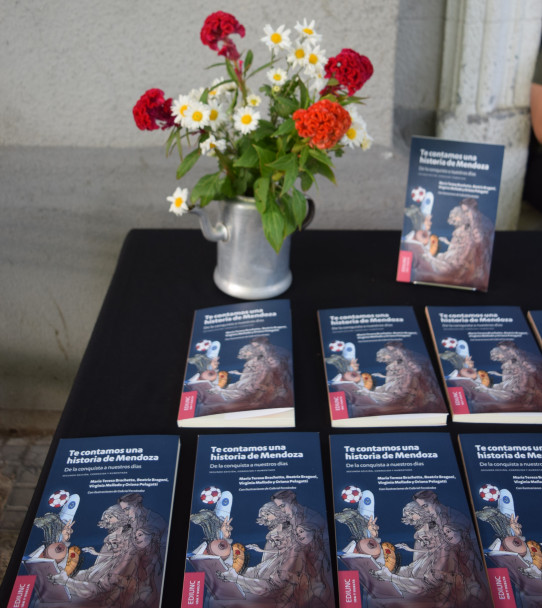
<box><xmin>330</xmin><ymin>432</ymin><xmax>491</xmax><ymax>607</ymax></box>
<box><xmin>318</xmin><ymin>306</ymin><xmax>447</xmax><ymax>427</ymax></box>
<box><xmin>459</xmin><ymin>433</ymin><xmax>542</xmax><ymax>607</ymax></box>
<box><xmin>178</xmin><ymin>300</ymin><xmax>294</xmax><ymax>428</ymax></box>
<box><xmin>181</xmin><ymin>432</ymin><xmax>335</xmax><ymax>607</ymax></box>
<box><xmin>426</xmin><ymin>305</ymin><xmax>542</xmax><ymax>423</ymax></box>
<box><xmin>8</xmin><ymin>434</ymin><xmax>180</xmax><ymax>608</ymax></box>
<box><xmin>397</xmin><ymin>136</ymin><xmax>504</xmax><ymax>291</ymax></box>
<box><xmin>528</xmin><ymin>311</ymin><xmax>542</xmax><ymax>350</ymax></box>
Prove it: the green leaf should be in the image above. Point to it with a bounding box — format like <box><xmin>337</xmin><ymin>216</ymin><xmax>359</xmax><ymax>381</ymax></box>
<box><xmin>290</xmin><ymin>188</ymin><xmax>308</xmax><ymax>228</ymax></box>
<box><xmin>225</xmin><ymin>60</ymin><xmax>238</xmax><ymax>85</ymax></box>
<box><xmin>273</xmin><ymin>118</ymin><xmax>296</xmax><ymax>137</ymax></box>
<box><xmin>233</xmin><ymin>144</ymin><xmax>259</xmax><ymax>169</ymax></box>
<box><xmin>191</xmin><ymin>172</ymin><xmax>223</xmax><ymax>206</ymax></box>
<box><xmin>308</xmin><ymin>147</ymin><xmax>334</xmax><ymax>167</ymax></box>
<box><xmin>254</xmin><ymin>177</ymin><xmax>270</xmax><ymax>214</ymax></box>
<box><xmin>298</xmin><ymin>79</ymin><xmax>310</xmax><ymax>109</ymax></box>
<box><xmin>176</xmin><ymin>148</ymin><xmax>201</xmax><ymax>180</ymax></box>
<box><xmin>252</xmin><ymin>120</ymin><xmax>276</xmax><ymax>142</ymax></box>
<box><xmin>281</xmin><ymin>156</ymin><xmax>299</xmax><ymax>195</ymax></box>
<box><xmin>300</xmin><ymin>169</ymin><xmax>315</xmax><ymax>191</ymax></box>
<box><xmin>254</xmin><ymin>145</ymin><xmax>276</xmax><ymax>178</ymax></box>
<box><xmin>244</xmin><ymin>50</ymin><xmax>253</xmax><ymax>75</ymax></box>
<box><xmin>274</xmin><ymin>96</ymin><xmax>300</xmax><ymax>118</ymax></box>
<box><xmin>306</xmin><ymin>156</ymin><xmax>336</xmax><ymax>184</ymax></box>
<box><xmin>232</xmin><ymin>169</ymin><xmax>251</xmax><ymax>197</ymax></box>
<box><xmin>267</xmin><ymin>153</ymin><xmax>296</xmax><ymax>172</ymax></box>
<box><xmin>299</xmin><ymin>146</ymin><xmax>309</xmax><ymax>169</ymax></box>
<box><xmin>261</xmin><ymin>203</ymin><xmax>286</xmax><ymax>253</ymax></box>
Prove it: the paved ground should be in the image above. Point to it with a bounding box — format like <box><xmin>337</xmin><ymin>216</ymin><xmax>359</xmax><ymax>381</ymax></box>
<box><xmin>0</xmin><ymin>433</ymin><xmax>53</xmax><ymax>586</ymax></box>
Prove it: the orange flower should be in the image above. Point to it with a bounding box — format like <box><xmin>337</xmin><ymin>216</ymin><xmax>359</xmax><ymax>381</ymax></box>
<box><xmin>293</xmin><ymin>99</ymin><xmax>351</xmax><ymax>149</ymax></box>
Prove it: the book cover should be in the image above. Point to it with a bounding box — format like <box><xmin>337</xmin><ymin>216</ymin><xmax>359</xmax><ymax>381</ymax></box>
<box><xmin>527</xmin><ymin>311</ymin><xmax>542</xmax><ymax>350</ymax></box>
<box><xmin>459</xmin><ymin>433</ymin><xmax>542</xmax><ymax>607</ymax></box>
<box><xmin>426</xmin><ymin>306</ymin><xmax>542</xmax><ymax>423</ymax></box>
<box><xmin>330</xmin><ymin>432</ymin><xmax>491</xmax><ymax>607</ymax></box>
<box><xmin>178</xmin><ymin>300</ymin><xmax>295</xmax><ymax>428</ymax></box>
<box><xmin>318</xmin><ymin>306</ymin><xmax>448</xmax><ymax>427</ymax></box>
<box><xmin>181</xmin><ymin>432</ymin><xmax>335</xmax><ymax>607</ymax></box>
<box><xmin>396</xmin><ymin>136</ymin><xmax>504</xmax><ymax>291</ymax></box>
<box><xmin>7</xmin><ymin>434</ymin><xmax>180</xmax><ymax>608</ymax></box>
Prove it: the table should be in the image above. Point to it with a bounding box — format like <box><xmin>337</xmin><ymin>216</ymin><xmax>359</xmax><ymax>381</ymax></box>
<box><xmin>2</xmin><ymin>229</ymin><xmax>541</xmax><ymax>607</ymax></box>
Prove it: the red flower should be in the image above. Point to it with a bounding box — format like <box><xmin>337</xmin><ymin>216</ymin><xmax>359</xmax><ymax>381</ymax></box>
<box><xmin>133</xmin><ymin>88</ymin><xmax>175</xmax><ymax>131</ymax></box>
<box><xmin>293</xmin><ymin>99</ymin><xmax>352</xmax><ymax>150</ymax></box>
<box><xmin>201</xmin><ymin>11</ymin><xmax>245</xmax><ymax>60</ymax></box>
<box><xmin>323</xmin><ymin>49</ymin><xmax>373</xmax><ymax>96</ymax></box>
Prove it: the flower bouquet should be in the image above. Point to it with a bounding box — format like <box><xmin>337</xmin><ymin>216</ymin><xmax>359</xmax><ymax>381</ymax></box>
<box><xmin>133</xmin><ymin>11</ymin><xmax>373</xmax><ymax>252</ymax></box>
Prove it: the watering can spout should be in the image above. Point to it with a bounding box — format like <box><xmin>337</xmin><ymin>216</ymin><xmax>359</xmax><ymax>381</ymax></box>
<box><xmin>190</xmin><ymin>207</ymin><xmax>229</xmax><ymax>242</ymax></box>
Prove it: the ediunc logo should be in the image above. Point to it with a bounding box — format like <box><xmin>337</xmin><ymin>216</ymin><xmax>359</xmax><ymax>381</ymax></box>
<box><xmin>222</xmin><ymin>497</ymin><xmax>230</xmax><ymax>506</ymax></box>
<box><xmin>503</xmin><ymin>496</ymin><xmax>510</xmax><ymax>504</ymax></box>
<box><xmin>68</xmin><ymin>500</ymin><xmax>77</xmax><ymax>509</ymax></box>
<box><xmin>364</xmin><ymin>497</ymin><xmax>372</xmax><ymax>506</ymax></box>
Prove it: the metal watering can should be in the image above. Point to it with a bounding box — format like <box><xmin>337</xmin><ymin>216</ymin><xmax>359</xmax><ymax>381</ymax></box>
<box><xmin>191</xmin><ymin>196</ymin><xmax>315</xmax><ymax>299</ymax></box>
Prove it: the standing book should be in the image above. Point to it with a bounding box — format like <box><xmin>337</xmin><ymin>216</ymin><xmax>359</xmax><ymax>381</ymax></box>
<box><xmin>396</xmin><ymin>136</ymin><xmax>504</xmax><ymax>291</ymax></box>
<box><xmin>181</xmin><ymin>432</ymin><xmax>335</xmax><ymax>607</ymax></box>
<box><xmin>318</xmin><ymin>306</ymin><xmax>448</xmax><ymax>427</ymax></box>
<box><xmin>426</xmin><ymin>305</ymin><xmax>542</xmax><ymax>423</ymax></box>
<box><xmin>527</xmin><ymin>310</ymin><xmax>542</xmax><ymax>350</ymax></box>
<box><xmin>178</xmin><ymin>300</ymin><xmax>295</xmax><ymax>428</ymax></box>
<box><xmin>330</xmin><ymin>432</ymin><xmax>491</xmax><ymax>607</ymax></box>
<box><xmin>7</xmin><ymin>434</ymin><xmax>180</xmax><ymax>608</ymax></box>
<box><xmin>459</xmin><ymin>433</ymin><xmax>542</xmax><ymax>607</ymax></box>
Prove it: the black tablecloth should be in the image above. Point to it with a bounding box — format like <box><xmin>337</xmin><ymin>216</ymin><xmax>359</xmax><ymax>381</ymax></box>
<box><xmin>2</xmin><ymin>229</ymin><xmax>542</xmax><ymax>606</ymax></box>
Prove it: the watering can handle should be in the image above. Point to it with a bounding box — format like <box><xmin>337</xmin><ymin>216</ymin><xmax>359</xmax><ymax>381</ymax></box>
<box><xmin>302</xmin><ymin>198</ymin><xmax>315</xmax><ymax>230</ymax></box>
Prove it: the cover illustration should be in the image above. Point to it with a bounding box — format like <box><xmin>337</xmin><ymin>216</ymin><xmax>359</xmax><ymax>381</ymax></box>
<box><xmin>181</xmin><ymin>432</ymin><xmax>335</xmax><ymax>607</ymax></box>
<box><xmin>330</xmin><ymin>432</ymin><xmax>491</xmax><ymax>607</ymax></box>
<box><xmin>426</xmin><ymin>306</ymin><xmax>542</xmax><ymax>421</ymax></box>
<box><xmin>397</xmin><ymin>136</ymin><xmax>504</xmax><ymax>291</ymax></box>
<box><xmin>8</xmin><ymin>435</ymin><xmax>180</xmax><ymax>608</ymax></box>
<box><xmin>178</xmin><ymin>300</ymin><xmax>294</xmax><ymax>427</ymax></box>
<box><xmin>318</xmin><ymin>306</ymin><xmax>447</xmax><ymax>426</ymax></box>
<box><xmin>459</xmin><ymin>433</ymin><xmax>542</xmax><ymax>607</ymax></box>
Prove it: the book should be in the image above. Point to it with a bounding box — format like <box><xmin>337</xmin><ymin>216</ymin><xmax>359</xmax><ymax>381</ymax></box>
<box><xmin>396</xmin><ymin>136</ymin><xmax>504</xmax><ymax>291</ymax></box>
<box><xmin>459</xmin><ymin>433</ymin><xmax>542</xmax><ymax>607</ymax></box>
<box><xmin>527</xmin><ymin>310</ymin><xmax>542</xmax><ymax>350</ymax></box>
<box><xmin>426</xmin><ymin>305</ymin><xmax>542</xmax><ymax>423</ymax></box>
<box><xmin>181</xmin><ymin>432</ymin><xmax>335</xmax><ymax>607</ymax></box>
<box><xmin>330</xmin><ymin>432</ymin><xmax>492</xmax><ymax>607</ymax></box>
<box><xmin>7</xmin><ymin>434</ymin><xmax>180</xmax><ymax>608</ymax></box>
<box><xmin>178</xmin><ymin>300</ymin><xmax>295</xmax><ymax>428</ymax></box>
<box><xmin>317</xmin><ymin>306</ymin><xmax>448</xmax><ymax>427</ymax></box>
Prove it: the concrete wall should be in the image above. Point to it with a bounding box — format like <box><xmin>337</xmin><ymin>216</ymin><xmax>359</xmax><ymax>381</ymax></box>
<box><xmin>1</xmin><ymin>0</ymin><xmax>539</xmax><ymax>431</ymax></box>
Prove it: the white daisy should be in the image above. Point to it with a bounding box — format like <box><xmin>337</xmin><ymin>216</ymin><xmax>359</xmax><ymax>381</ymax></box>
<box><xmin>233</xmin><ymin>106</ymin><xmax>260</xmax><ymax>134</ymax></box>
<box><xmin>167</xmin><ymin>187</ymin><xmax>190</xmax><ymax>216</ymax></box>
<box><xmin>294</xmin><ymin>19</ymin><xmax>322</xmax><ymax>43</ymax></box>
<box><xmin>200</xmin><ymin>135</ymin><xmax>227</xmax><ymax>156</ymax></box>
<box><xmin>287</xmin><ymin>42</ymin><xmax>309</xmax><ymax>69</ymax></box>
<box><xmin>341</xmin><ymin>110</ymin><xmax>372</xmax><ymax>149</ymax></box>
<box><xmin>189</xmin><ymin>87</ymin><xmax>205</xmax><ymax>101</ymax></box>
<box><xmin>307</xmin><ymin>71</ymin><xmax>325</xmax><ymax>94</ymax></box>
<box><xmin>208</xmin><ymin>77</ymin><xmax>235</xmax><ymax>101</ymax></box>
<box><xmin>361</xmin><ymin>132</ymin><xmax>374</xmax><ymax>150</ymax></box>
<box><xmin>261</xmin><ymin>24</ymin><xmax>291</xmax><ymax>50</ymax></box>
<box><xmin>207</xmin><ymin>101</ymin><xmax>227</xmax><ymax>129</ymax></box>
<box><xmin>171</xmin><ymin>94</ymin><xmax>192</xmax><ymax>126</ymax></box>
<box><xmin>246</xmin><ymin>93</ymin><xmax>262</xmax><ymax>107</ymax></box>
<box><xmin>303</xmin><ymin>45</ymin><xmax>326</xmax><ymax>76</ymax></box>
<box><xmin>183</xmin><ymin>101</ymin><xmax>211</xmax><ymax>130</ymax></box>
<box><xmin>266</xmin><ymin>67</ymin><xmax>288</xmax><ymax>86</ymax></box>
